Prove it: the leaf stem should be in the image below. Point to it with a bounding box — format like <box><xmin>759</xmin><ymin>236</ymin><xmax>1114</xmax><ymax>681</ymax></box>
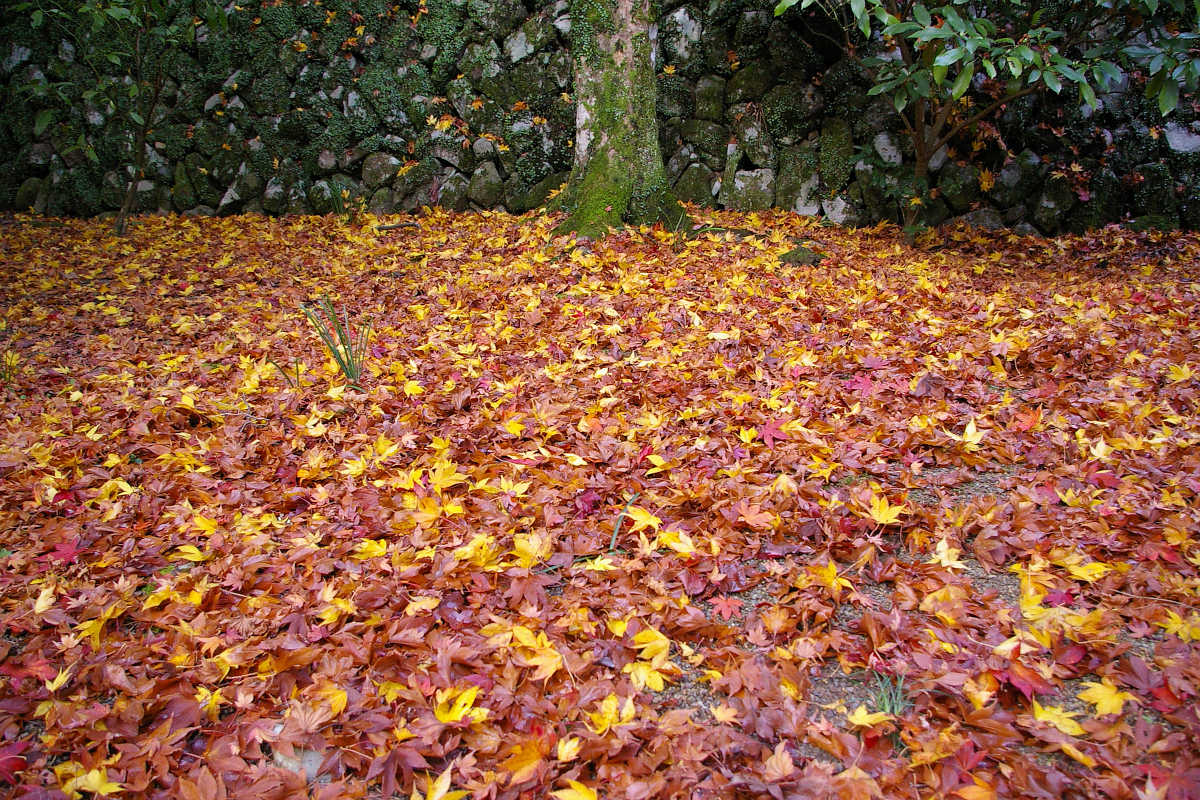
<box><xmin>609</xmin><ymin>492</ymin><xmax>640</xmax><ymax>552</ymax></box>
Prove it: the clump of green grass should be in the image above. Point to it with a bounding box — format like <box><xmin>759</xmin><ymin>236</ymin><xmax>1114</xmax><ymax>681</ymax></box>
<box><xmin>301</xmin><ymin>296</ymin><xmax>372</xmax><ymax>389</ymax></box>
<box><xmin>871</xmin><ymin>672</ymin><xmax>911</xmax><ymax>716</ymax></box>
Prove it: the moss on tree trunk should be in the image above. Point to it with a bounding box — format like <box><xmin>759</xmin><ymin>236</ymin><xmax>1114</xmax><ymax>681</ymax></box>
<box><xmin>553</xmin><ymin>0</ymin><xmax>686</xmax><ymax>238</ymax></box>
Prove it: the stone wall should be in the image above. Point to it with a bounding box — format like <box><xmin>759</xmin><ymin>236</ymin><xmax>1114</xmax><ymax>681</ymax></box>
<box><xmin>2</xmin><ymin>0</ymin><xmax>1197</xmax><ymax>232</ymax></box>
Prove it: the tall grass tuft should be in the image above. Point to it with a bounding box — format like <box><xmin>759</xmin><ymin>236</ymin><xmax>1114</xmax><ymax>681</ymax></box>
<box><xmin>301</xmin><ymin>296</ymin><xmax>372</xmax><ymax>389</ymax></box>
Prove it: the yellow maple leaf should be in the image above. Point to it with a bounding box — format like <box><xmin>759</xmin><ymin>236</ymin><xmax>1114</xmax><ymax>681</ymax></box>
<box><xmin>195</xmin><ymin>686</ymin><xmax>226</xmax><ymax>720</ymax></box>
<box><xmin>550</xmin><ymin>780</ymin><xmax>598</xmax><ymax>800</ymax></box>
<box><xmin>510</xmin><ymin>531</ymin><xmax>552</xmax><ymax>568</ymax></box>
<box><xmin>192</xmin><ymin>514</ymin><xmax>219</xmax><ymax>535</ymax></box>
<box><xmin>555</xmin><ymin>736</ymin><xmax>581</xmax><ymax>762</ymax></box>
<box><xmin>1158</xmin><ymin>610</ymin><xmax>1200</xmax><ymax>641</ymax></box>
<box><xmin>864</xmin><ymin>493</ymin><xmax>907</xmax><ymax>526</ymax></box>
<box><xmin>626</xmin><ymin>505</ymin><xmax>662</xmax><ymax>533</ymax></box>
<box><xmin>978</xmin><ymin>168</ymin><xmax>996</xmax><ymax>193</ymax></box>
<box><xmin>62</xmin><ymin>767</ymin><xmax>123</xmax><ymax>798</ymax></box>
<box><xmin>945</xmin><ymin>419</ymin><xmax>986</xmax><ymax>452</ymax></box>
<box><xmin>352</xmin><ymin>538</ymin><xmax>388</xmax><ymax>559</ymax></box>
<box><xmin>710</xmin><ymin>703</ymin><xmax>739</xmax><ymax>723</ymax></box>
<box><xmin>1058</xmin><ymin>741</ymin><xmax>1097</xmax><ymax>768</ymax></box>
<box><xmin>1065</xmin><ymin>561</ymin><xmax>1111</xmax><ymax>583</ymax></box>
<box><xmin>433</xmin><ymin>685</ymin><xmax>488</xmax><ymax>725</ymax></box>
<box><xmin>928</xmin><ymin>538</ymin><xmax>967</xmax><ymax>571</ymax></box>
<box><xmin>34</xmin><ymin>585</ymin><xmax>56</xmax><ymax>615</ymax></box>
<box><xmin>45</xmin><ymin>667</ymin><xmax>71</xmax><ymax>692</ymax></box>
<box><xmin>808</xmin><ymin>560</ymin><xmax>853</xmax><ymax>601</ymax></box>
<box><xmin>1077</xmin><ymin>677</ymin><xmax>1136</xmax><ymax>716</ymax></box>
<box><xmin>411</xmin><ymin>764</ymin><xmax>469</xmax><ymax>800</ymax></box>
<box><xmin>579</xmin><ymin>556</ymin><xmax>618</xmax><ymax>571</ymax></box>
<box><xmin>623</xmin><ymin>660</ymin><xmax>671</xmax><ymax>691</ymax></box>
<box><xmin>405</xmin><ymin>595</ymin><xmax>441</xmax><ymax>616</ymax></box>
<box><xmin>1032</xmin><ymin>699</ymin><xmax>1085</xmax><ymax>736</ymax></box>
<box><xmin>1167</xmin><ymin>363</ymin><xmax>1193</xmax><ymax>383</ymax></box>
<box><xmin>632</xmin><ymin>626</ymin><xmax>672</xmax><ymax>666</ymax></box>
<box><xmin>585</xmin><ymin>693</ymin><xmax>636</xmax><ymax>734</ymax></box>
<box><xmin>655</xmin><ymin>528</ymin><xmax>696</xmax><ymax>556</ymax></box>
<box><xmin>846</xmin><ymin>705</ymin><xmax>894</xmax><ymax>727</ymax></box>
<box><xmin>314</xmin><ymin>681</ymin><xmax>348</xmax><ymax>715</ymax></box>
<box><xmin>500</xmin><ymin>738</ymin><xmax>544</xmax><ymax>784</ymax></box>
<box><xmin>171</xmin><ymin>544</ymin><xmax>210</xmax><ymax>562</ymax></box>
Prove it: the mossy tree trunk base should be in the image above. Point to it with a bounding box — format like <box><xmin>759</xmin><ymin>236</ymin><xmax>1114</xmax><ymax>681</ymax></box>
<box><xmin>553</xmin><ymin>0</ymin><xmax>687</xmax><ymax>238</ymax></box>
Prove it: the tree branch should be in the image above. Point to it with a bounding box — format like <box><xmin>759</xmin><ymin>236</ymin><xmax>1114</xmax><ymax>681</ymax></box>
<box><xmin>932</xmin><ymin>85</ymin><xmax>1039</xmax><ymax>154</ymax></box>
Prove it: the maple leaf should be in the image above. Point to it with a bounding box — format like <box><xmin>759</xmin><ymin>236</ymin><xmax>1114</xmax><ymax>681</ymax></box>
<box><xmin>510</xmin><ymin>625</ymin><xmax>564</xmax><ymax>681</ymax></box>
<box><xmin>1157</xmin><ymin>610</ymin><xmax>1200</xmax><ymax>641</ymax></box>
<box><xmin>928</xmin><ymin>539</ymin><xmax>967</xmax><ymax>571</ymax></box>
<box><xmin>550</xmin><ymin>780</ymin><xmax>598</xmax><ymax>800</ymax></box>
<box><xmin>623</xmin><ymin>660</ymin><xmax>672</xmax><ymax>691</ymax></box>
<box><xmin>711</xmin><ymin>703</ymin><xmax>740</xmax><ymax>723</ymax></box>
<box><xmin>846</xmin><ymin>705</ymin><xmax>893</xmax><ymax>727</ymax></box>
<box><xmin>760</xmin><ymin>417</ymin><xmax>790</xmax><ymax>447</ymax></box>
<box><xmin>578</xmin><ymin>555</ymin><xmax>618</xmax><ymax>571</ymax></box>
<box><xmin>352</xmin><ymin>538</ymin><xmax>388</xmax><ymax>559</ymax></box>
<box><xmin>632</xmin><ymin>626</ymin><xmax>672</xmax><ymax>666</ymax></box>
<box><xmin>434</xmin><ymin>686</ymin><xmax>488</xmax><ymax>725</ymax></box>
<box><xmin>625</xmin><ymin>505</ymin><xmax>662</xmax><ymax>533</ymax></box>
<box><xmin>0</xmin><ymin>741</ymin><xmax>29</xmax><ymax>783</ymax></box>
<box><xmin>33</xmin><ymin>585</ymin><xmax>56</xmax><ymax>615</ymax></box>
<box><xmin>1077</xmin><ymin>678</ymin><xmax>1136</xmax><ymax>716</ymax></box>
<box><xmin>585</xmin><ymin>693</ymin><xmax>636</xmax><ymax>735</ymax></box>
<box><xmin>555</xmin><ymin>736</ymin><xmax>581</xmax><ymax>762</ymax></box>
<box><xmin>45</xmin><ymin>667</ymin><xmax>72</xmax><ymax>692</ymax></box>
<box><xmin>655</xmin><ymin>528</ymin><xmax>697</xmax><ymax>556</ymax></box>
<box><xmin>861</xmin><ymin>493</ymin><xmax>907</xmax><ymax>526</ymax></box>
<box><xmin>171</xmin><ymin>544</ymin><xmax>210</xmax><ymax>562</ymax></box>
<box><xmin>1032</xmin><ymin>699</ymin><xmax>1085</xmax><ymax>736</ymax></box>
<box><xmin>944</xmin><ymin>419</ymin><xmax>986</xmax><ymax>452</ymax></box>
<box><xmin>55</xmin><ymin>763</ymin><xmax>123</xmax><ymax>799</ymax></box>
<box><xmin>763</xmin><ymin>741</ymin><xmax>795</xmax><ymax>781</ymax></box>
<box><xmin>808</xmin><ymin>560</ymin><xmax>853</xmax><ymax>601</ymax></box>
<box><xmin>411</xmin><ymin>764</ymin><xmax>468</xmax><ymax>800</ymax></box>
<box><xmin>500</xmin><ymin>738</ymin><xmax>545</xmax><ymax>785</ymax></box>
<box><xmin>710</xmin><ymin>595</ymin><xmax>743</xmax><ymax>620</ymax></box>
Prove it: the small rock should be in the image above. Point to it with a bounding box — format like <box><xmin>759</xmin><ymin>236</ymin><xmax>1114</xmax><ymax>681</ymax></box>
<box><xmin>361</xmin><ymin>152</ymin><xmax>400</xmax><ymax>189</ymax></box>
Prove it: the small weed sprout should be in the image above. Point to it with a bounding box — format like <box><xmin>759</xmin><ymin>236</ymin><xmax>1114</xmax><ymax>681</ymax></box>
<box><xmin>0</xmin><ymin>349</ymin><xmax>18</xmax><ymax>387</ymax></box>
<box><xmin>301</xmin><ymin>296</ymin><xmax>372</xmax><ymax>389</ymax></box>
<box><xmin>871</xmin><ymin>672</ymin><xmax>911</xmax><ymax>716</ymax></box>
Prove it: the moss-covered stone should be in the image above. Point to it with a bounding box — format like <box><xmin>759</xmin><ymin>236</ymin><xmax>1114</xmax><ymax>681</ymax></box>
<box><xmin>1131</xmin><ymin>161</ymin><xmax>1178</xmax><ymax>216</ymax></box>
<box><xmin>987</xmin><ymin>149</ymin><xmax>1044</xmax><ymax>208</ymax></box>
<box><xmin>819</xmin><ymin>118</ymin><xmax>853</xmax><ymax>192</ymax></box>
<box><xmin>938</xmin><ymin>161</ymin><xmax>981</xmax><ymax>213</ymax></box>
<box><xmin>13</xmin><ymin>176</ymin><xmax>42</xmax><ymax>211</ymax></box>
<box><xmin>693</xmin><ymin>76</ymin><xmax>725</xmax><ymax>122</ymax></box>
<box><xmin>1031</xmin><ymin>174</ymin><xmax>1077</xmax><ymax>234</ymax></box>
<box><xmin>680</xmin><ymin>118</ymin><xmax>727</xmax><ymax>167</ymax></box>
<box><xmin>762</xmin><ymin>83</ymin><xmax>823</xmax><ymax>145</ymax></box>
<box><xmin>718</xmin><ymin>168</ymin><xmax>774</xmax><ymax>211</ymax></box>
<box><xmin>776</xmin><ymin>142</ymin><xmax>820</xmax><ymax>214</ymax></box>
<box><xmin>468</xmin><ymin>161</ymin><xmax>504</xmax><ymax>207</ymax></box>
<box><xmin>673</xmin><ymin>162</ymin><xmax>716</xmax><ymax>206</ymax></box>
<box><xmin>172</xmin><ymin>162</ymin><xmax>196</xmax><ymax>210</ymax></box>
<box><xmin>725</xmin><ymin>61</ymin><xmax>772</xmax><ymax>105</ymax></box>
<box><xmin>506</xmin><ymin>171</ymin><xmax>565</xmax><ymax>212</ymax></box>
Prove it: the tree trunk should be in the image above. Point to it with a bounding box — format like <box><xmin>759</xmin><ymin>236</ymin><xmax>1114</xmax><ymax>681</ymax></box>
<box><xmin>554</xmin><ymin>0</ymin><xmax>686</xmax><ymax>238</ymax></box>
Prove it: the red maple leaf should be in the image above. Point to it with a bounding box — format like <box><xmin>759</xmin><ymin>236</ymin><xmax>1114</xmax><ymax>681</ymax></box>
<box><xmin>710</xmin><ymin>595</ymin><xmax>743</xmax><ymax>620</ymax></box>
<box><xmin>0</xmin><ymin>741</ymin><xmax>29</xmax><ymax>783</ymax></box>
<box><xmin>760</xmin><ymin>418</ymin><xmax>790</xmax><ymax>448</ymax></box>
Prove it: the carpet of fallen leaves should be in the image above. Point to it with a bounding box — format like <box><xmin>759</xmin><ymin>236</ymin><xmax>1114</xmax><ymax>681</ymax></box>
<box><xmin>1</xmin><ymin>208</ymin><xmax>1199</xmax><ymax>800</ymax></box>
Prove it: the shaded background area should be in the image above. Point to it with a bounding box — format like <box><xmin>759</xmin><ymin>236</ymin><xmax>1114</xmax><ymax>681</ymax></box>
<box><xmin>1</xmin><ymin>0</ymin><xmax>1197</xmax><ymax>232</ymax></box>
